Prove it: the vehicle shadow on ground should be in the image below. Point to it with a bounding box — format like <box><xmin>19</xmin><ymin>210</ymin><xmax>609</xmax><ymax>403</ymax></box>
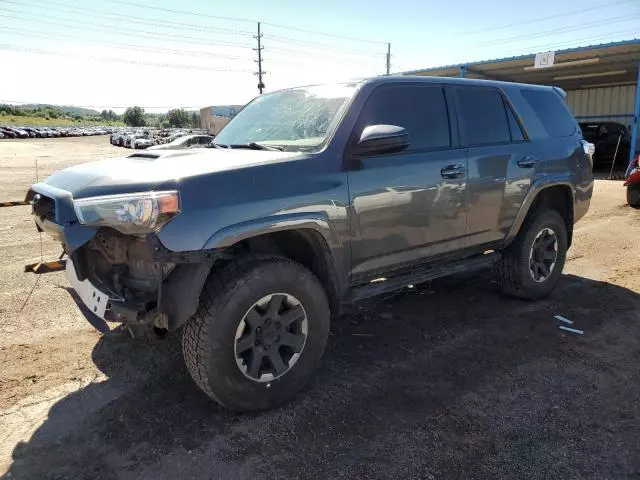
<box><xmin>5</xmin><ymin>272</ymin><xmax>640</xmax><ymax>480</ymax></box>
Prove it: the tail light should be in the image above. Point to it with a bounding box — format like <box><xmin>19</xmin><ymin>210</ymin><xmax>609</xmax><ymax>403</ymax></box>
<box><xmin>581</xmin><ymin>139</ymin><xmax>595</xmax><ymax>157</ymax></box>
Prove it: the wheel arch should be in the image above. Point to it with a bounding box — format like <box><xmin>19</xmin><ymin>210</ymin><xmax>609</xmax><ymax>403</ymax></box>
<box><xmin>506</xmin><ymin>180</ymin><xmax>575</xmax><ymax>247</ymax></box>
<box><xmin>164</xmin><ymin>215</ymin><xmax>347</xmax><ymax>330</ymax></box>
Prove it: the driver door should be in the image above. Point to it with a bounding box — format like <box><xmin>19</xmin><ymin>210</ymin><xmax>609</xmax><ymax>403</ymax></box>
<box><xmin>346</xmin><ymin>83</ymin><xmax>468</xmax><ymax>281</ymax></box>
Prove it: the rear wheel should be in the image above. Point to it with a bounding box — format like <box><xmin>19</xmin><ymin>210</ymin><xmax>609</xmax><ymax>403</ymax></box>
<box><xmin>627</xmin><ymin>184</ymin><xmax>640</xmax><ymax>209</ymax></box>
<box><xmin>182</xmin><ymin>256</ymin><xmax>330</xmax><ymax>411</ymax></box>
<box><xmin>496</xmin><ymin>209</ymin><xmax>568</xmax><ymax>300</ymax></box>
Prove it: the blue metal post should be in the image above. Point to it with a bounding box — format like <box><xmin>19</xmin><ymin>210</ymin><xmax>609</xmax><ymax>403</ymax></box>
<box><xmin>627</xmin><ymin>63</ymin><xmax>640</xmax><ymax>176</ymax></box>
<box><xmin>459</xmin><ymin>65</ymin><xmax>466</xmax><ymax>78</ymax></box>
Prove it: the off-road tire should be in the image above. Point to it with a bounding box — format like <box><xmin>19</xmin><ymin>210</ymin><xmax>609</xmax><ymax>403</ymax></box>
<box><xmin>182</xmin><ymin>255</ymin><xmax>330</xmax><ymax>411</ymax></box>
<box><xmin>627</xmin><ymin>184</ymin><xmax>640</xmax><ymax>209</ymax></box>
<box><xmin>496</xmin><ymin>209</ymin><xmax>568</xmax><ymax>300</ymax></box>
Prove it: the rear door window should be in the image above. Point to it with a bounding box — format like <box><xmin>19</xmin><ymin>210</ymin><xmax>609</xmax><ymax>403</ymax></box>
<box><xmin>358</xmin><ymin>84</ymin><xmax>451</xmax><ymax>151</ymax></box>
<box><xmin>520</xmin><ymin>89</ymin><xmax>577</xmax><ymax>137</ymax></box>
<box><xmin>455</xmin><ymin>87</ymin><xmax>511</xmax><ymax>146</ymax></box>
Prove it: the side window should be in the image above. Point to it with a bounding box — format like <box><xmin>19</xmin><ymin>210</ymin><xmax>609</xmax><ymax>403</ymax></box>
<box><xmin>358</xmin><ymin>85</ymin><xmax>451</xmax><ymax>151</ymax></box>
<box><xmin>505</xmin><ymin>103</ymin><xmax>525</xmax><ymax>142</ymax></box>
<box><xmin>520</xmin><ymin>89</ymin><xmax>577</xmax><ymax>137</ymax></box>
<box><xmin>456</xmin><ymin>87</ymin><xmax>511</xmax><ymax>146</ymax></box>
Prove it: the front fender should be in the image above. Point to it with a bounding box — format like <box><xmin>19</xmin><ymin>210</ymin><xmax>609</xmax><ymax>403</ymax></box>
<box><xmin>202</xmin><ymin>212</ymin><xmax>341</xmax><ymax>250</ymax></box>
<box><xmin>504</xmin><ymin>176</ymin><xmax>576</xmax><ymax>244</ymax></box>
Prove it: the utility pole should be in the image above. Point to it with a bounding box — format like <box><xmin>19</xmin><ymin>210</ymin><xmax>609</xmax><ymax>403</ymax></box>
<box><xmin>254</xmin><ymin>22</ymin><xmax>265</xmax><ymax>94</ymax></box>
<box><xmin>386</xmin><ymin>43</ymin><xmax>391</xmax><ymax>75</ymax></box>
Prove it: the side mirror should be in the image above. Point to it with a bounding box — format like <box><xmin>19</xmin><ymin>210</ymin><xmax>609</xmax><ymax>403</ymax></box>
<box><xmin>356</xmin><ymin>124</ymin><xmax>409</xmax><ymax>155</ymax></box>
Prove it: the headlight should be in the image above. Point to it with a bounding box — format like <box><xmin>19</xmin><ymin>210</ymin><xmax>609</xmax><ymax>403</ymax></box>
<box><xmin>73</xmin><ymin>191</ymin><xmax>180</xmax><ymax>234</ymax></box>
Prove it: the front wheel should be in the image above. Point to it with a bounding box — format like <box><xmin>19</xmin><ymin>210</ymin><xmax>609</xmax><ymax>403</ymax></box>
<box><xmin>182</xmin><ymin>256</ymin><xmax>330</xmax><ymax>411</ymax></box>
<box><xmin>496</xmin><ymin>209</ymin><xmax>568</xmax><ymax>300</ymax></box>
<box><xmin>627</xmin><ymin>184</ymin><xmax>640</xmax><ymax>209</ymax></box>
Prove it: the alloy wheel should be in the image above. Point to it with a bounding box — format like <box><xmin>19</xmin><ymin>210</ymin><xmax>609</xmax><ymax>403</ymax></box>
<box><xmin>528</xmin><ymin>227</ymin><xmax>558</xmax><ymax>283</ymax></box>
<box><xmin>234</xmin><ymin>293</ymin><xmax>308</xmax><ymax>382</ymax></box>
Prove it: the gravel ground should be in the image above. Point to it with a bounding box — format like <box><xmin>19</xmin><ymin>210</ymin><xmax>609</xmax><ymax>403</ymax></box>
<box><xmin>0</xmin><ymin>137</ymin><xmax>639</xmax><ymax>479</ymax></box>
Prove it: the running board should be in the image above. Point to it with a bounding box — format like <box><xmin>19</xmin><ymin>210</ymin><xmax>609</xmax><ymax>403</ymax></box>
<box><xmin>345</xmin><ymin>252</ymin><xmax>500</xmax><ymax>304</ymax></box>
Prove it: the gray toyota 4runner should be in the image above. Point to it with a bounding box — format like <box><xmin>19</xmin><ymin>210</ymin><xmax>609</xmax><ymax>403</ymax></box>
<box><xmin>27</xmin><ymin>77</ymin><xmax>594</xmax><ymax>411</ymax></box>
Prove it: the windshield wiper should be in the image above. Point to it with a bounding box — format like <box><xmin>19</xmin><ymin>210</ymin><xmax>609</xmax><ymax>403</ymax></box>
<box><xmin>214</xmin><ymin>142</ymin><xmax>284</xmax><ymax>151</ymax></box>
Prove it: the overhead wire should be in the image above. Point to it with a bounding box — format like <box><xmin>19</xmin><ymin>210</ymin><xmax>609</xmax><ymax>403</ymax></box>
<box><xmin>473</xmin><ymin>14</ymin><xmax>640</xmax><ymax>48</ymax></box>
<box><xmin>0</xmin><ymin>27</ymin><xmax>253</xmax><ymax>60</ymax></box>
<box><xmin>461</xmin><ymin>0</ymin><xmax>637</xmax><ymax>35</ymax></box>
<box><xmin>0</xmin><ymin>43</ymin><xmax>254</xmax><ymax>72</ymax></box>
<box><xmin>0</xmin><ymin>12</ymin><xmax>255</xmax><ymax>49</ymax></box>
<box><xmin>101</xmin><ymin>0</ymin><xmax>387</xmax><ymax>44</ymax></box>
<box><xmin>1</xmin><ymin>0</ymin><xmax>255</xmax><ymax>37</ymax></box>
<box><xmin>499</xmin><ymin>30</ymin><xmax>640</xmax><ymax>57</ymax></box>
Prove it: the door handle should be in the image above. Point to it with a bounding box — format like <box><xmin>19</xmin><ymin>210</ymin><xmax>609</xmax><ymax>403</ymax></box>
<box><xmin>440</xmin><ymin>164</ymin><xmax>466</xmax><ymax>179</ymax></box>
<box><xmin>517</xmin><ymin>155</ymin><xmax>537</xmax><ymax>168</ymax></box>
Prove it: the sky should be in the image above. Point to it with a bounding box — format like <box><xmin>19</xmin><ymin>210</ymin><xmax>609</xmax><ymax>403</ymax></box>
<box><xmin>0</xmin><ymin>0</ymin><xmax>638</xmax><ymax>113</ymax></box>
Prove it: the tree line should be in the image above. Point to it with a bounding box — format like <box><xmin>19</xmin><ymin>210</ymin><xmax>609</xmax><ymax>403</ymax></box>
<box><xmin>1</xmin><ymin>103</ymin><xmax>200</xmax><ymax>128</ymax></box>
<box><xmin>122</xmin><ymin>106</ymin><xmax>200</xmax><ymax>128</ymax></box>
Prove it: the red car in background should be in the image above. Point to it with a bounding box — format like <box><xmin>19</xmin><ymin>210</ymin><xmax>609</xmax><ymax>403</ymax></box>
<box><xmin>625</xmin><ymin>154</ymin><xmax>640</xmax><ymax>208</ymax></box>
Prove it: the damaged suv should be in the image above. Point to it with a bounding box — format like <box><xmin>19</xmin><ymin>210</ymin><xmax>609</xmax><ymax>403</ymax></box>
<box><xmin>27</xmin><ymin>77</ymin><xmax>593</xmax><ymax>411</ymax></box>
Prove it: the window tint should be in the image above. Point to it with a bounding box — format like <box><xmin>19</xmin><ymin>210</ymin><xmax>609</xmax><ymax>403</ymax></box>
<box><xmin>456</xmin><ymin>88</ymin><xmax>510</xmax><ymax>146</ymax></box>
<box><xmin>521</xmin><ymin>89</ymin><xmax>577</xmax><ymax>137</ymax></box>
<box><xmin>358</xmin><ymin>85</ymin><xmax>451</xmax><ymax>150</ymax></box>
<box><xmin>505</xmin><ymin>103</ymin><xmax>525</xmax><ymax>141</ymax></box>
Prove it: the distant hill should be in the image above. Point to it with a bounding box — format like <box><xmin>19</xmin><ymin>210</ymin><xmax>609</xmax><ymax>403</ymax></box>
<box><xmin>18</xmin><ymin>104</ymin><xmax>101</xmax><ymax>116</ymax></box>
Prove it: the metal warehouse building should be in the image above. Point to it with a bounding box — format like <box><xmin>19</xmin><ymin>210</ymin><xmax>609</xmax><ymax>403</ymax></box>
<box><xmin>403</xmin><ymin>39</ymin><xmax>640</xmax><ymax>171</ymax></box>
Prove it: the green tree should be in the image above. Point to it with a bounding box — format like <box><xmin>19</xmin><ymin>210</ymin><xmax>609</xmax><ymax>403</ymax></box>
<box><xmin>123</xmin><ymin>106</ymin><xmax>146</xmax><ymax>127</ymax></box>
<box><xmin>190</xmin><ymin>111</ymin><xmax>200</xmax><ymax>128</ymax></box>
<box><xmin>166</xmin><ymin>108</ymin><xmax>190</xmax><ymax>128</ymax></box>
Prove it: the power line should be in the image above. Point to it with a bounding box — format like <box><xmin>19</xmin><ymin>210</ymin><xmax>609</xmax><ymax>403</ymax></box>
<box><xmin>0</xmin><ymin>12</ymin><xmax>255</xmax><ymax>49</ymax></box>
<box><xmin>263</xmin><ymin>34</ymin><xmax>383</xmax><ymax>57</ymax></box>
<box><xmin>103</xmin><ymin>0</ymin><xmax>255</xmax><ymax>23</ymax></box>
<box><xmin>0</xmin><ymin>44</ymin><xmax>253</xmax><ymax>72</ymax></box>
<box><xmin>101</xmin><ymin>0</ymin><xmax>386</xmax><ymax>44</ymax></box>
<box><xmin>0</xmin><ymin>26</ymin><xmax>253</xmax><ymax>60</ymax></box>
<box><xmin>1</xmin><ymin>0</ymin><xmax>255</xmax><ymax>37</ymax></box>
<box><xmin>499</xmin><ymin>30</ymin><xmax>640</xmax><ymax>57</ymax></box>
<box><xmin>473</xmin><ymin>14</ymin><xmax>640</xmax><ymax>48</ymax></box>
<box><xmin>262</xmin><ymin>43</ymin><xmax>385</xmax><ymax>63</ymax></box>
<box><xmin>461</xmin><ymin>0</ymin><xmax>636</xmax><ymax>36</ymax></box>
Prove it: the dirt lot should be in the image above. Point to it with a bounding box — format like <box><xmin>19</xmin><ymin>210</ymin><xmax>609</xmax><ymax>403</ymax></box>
<box><xmin>0</xmin><ymin>136</ymin><xmax>639</xmax><ymax>479</ymax></box>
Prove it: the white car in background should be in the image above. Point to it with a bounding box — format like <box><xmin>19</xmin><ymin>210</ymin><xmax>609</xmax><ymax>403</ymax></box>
<box><xmin>147</xmin><ymin>134</ymin><xmax>214</xmax><ymax>150</ymax></box>
<box><xmin>132</xmin><ymin>137</ymin><xmax>155</xmax><ymax>149</ymax></box>
<box><xmin>124</xmin><ymin>132</ymin><xmax>147</xmax><ymax>148</ymax></box>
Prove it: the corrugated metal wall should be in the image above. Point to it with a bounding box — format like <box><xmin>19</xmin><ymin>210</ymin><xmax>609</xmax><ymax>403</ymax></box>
<box><xmin>567</xmin><ymin>85</ymin><xmax>636</xmax><ymax>125</ymax></box>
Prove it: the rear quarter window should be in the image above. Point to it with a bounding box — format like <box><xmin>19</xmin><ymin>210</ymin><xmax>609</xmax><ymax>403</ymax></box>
<box><xmin>520</xmin><ymin>89</ymin><xmax>577</xmax><ymax>138</ymax></box>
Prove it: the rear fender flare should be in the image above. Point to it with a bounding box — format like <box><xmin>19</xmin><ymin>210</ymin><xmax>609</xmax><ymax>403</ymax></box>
<box><xmin>505</xmin><ymin>177</ymin><xmax>575</xmax><ymax>244</ymax></box>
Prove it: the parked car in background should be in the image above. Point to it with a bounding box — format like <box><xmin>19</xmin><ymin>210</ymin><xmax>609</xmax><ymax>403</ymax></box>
<box><xmin>124</xmin><ymin>132</ymin><xmax>148</xmax><ymax>148</ymax></box>
<box><xmin>625</xmin><ymin>154</ymin><xmax>640</xmax><ymax>208</ymax></box>
<box><xmin>132</xmin><ymin>137</ymin><xmax>154</xmax><ymax>149</ymax></box>
<box><xmin>27</xmin><ymin>77</ymin><xmax>593</xmax><ymax>412</ymax></box>
<box><xmin>579</xmin><ymin>122</ymin><xmax>631</xmax><ymax>169</ymax></box>
<box><xmin>0</xmin><ymin>127</ymin><xmax>16</xmax><ymax>138</ymax></box>
<box><xmin>147</xmin><ymin>134</ymin><xmax>214</xmax><ymax>150</ymax></box>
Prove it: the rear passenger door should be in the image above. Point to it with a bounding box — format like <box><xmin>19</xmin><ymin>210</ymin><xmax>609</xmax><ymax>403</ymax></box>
<box><xmin>347</xmin><ymin>83</ymin><xmax>468</xmax><ymax>280</ymax></box>
<box><xmin>453</xmin><ymin>86</ymin><xmax>533</xmax><ymax>247</ymax></box>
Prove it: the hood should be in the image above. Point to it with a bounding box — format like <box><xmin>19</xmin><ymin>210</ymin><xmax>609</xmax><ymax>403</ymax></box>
<box><xmin>40</xmin><ymin>148</ymin><xmax>301</xmax><ymax>198</ymax></box>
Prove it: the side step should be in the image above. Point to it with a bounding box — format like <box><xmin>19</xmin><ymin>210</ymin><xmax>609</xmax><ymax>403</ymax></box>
<box><xmin>345</xmin><ymin>252</ymin><xmax>501</xmax><ymax>304</ymax></box>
